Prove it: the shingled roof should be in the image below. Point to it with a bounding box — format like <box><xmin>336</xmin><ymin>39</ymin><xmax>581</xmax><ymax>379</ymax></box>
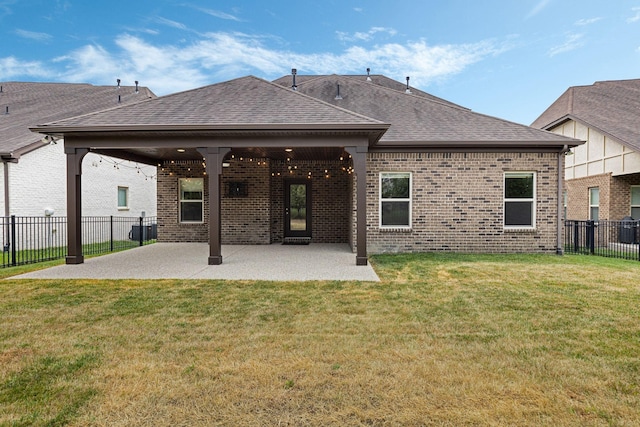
<box><xmin>272</xmin><ymin>73</ymin><xmax>465</xmax><ymax>109</ymax></box>
<box><xmin>33</xmin><ymin>76</ymin><xmax>387</xmax><ymax>132</ymax></box>
<box><xmin>32</xmin><ymin>74</ymin><xmax>579</xmax><ymax>156</ymax></box>
<box><xmin>277</xmin><ymin>74</ymin><xmax>579</xmax><ymax>149</ymax></box>
<box><xmin>0</xmin><ymin>82</ymin><xmax>155</xmax><ymax>159</ymax></box>
<box><xmin>531</xmin><ymin>79</ymin><xmax>640</xmax><ymax>151</ymax></box>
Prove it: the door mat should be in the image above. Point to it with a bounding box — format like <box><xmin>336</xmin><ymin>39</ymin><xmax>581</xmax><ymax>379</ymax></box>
<box><xmin>283</xmin><ymin>237</ymin><xmax>311</xmax><ymax>245</ymax></box>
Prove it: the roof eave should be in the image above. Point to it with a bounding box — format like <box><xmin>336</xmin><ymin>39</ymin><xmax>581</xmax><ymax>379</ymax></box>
<box><xmin>373</xmin><ymin>139</ymin><xmax>584</xmax><ymax>151</ymax></box>
<box><xmin>30</xmin><ymin>122</ymin><xmax>390</xmax><ymax>134</ymax></box>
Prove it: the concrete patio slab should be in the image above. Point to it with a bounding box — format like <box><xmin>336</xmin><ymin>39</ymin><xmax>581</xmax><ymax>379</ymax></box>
<box><xmin>11</xmin><ymin>243</ymin><xmax>380</xmax><ymax>282</ymax></box>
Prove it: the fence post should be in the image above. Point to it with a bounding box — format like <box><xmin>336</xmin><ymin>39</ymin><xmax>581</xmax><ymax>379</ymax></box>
<box><xmin>139</xmin><ymin>216</ymin><xmax>144</xmax><ymax>247</ymax></box>
<box><xmin>110</xmin><ymin>216</ymin><xmax>114</xmax><ymax>252</ymax></box>
<box><xmin>572</xmin><ymin>221</ymin><xmax>579</xmax><ymax>253</ymax></box>
<box><xmin>10</xmin><ymin>215</ymin><xmax>16</xmax><ymax>266</ymax></box>
<box><xmin>587</xmin><ymin>220</ymin><xmax>595</xmax><ymax>255</ymax></box>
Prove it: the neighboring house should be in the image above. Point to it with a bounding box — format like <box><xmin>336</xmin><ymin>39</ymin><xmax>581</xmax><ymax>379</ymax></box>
<box><xmin>532</xmin><ymin>79</ymin><xmax>640</xmax><ymax>221</ymax></box>
<box><xmin>31</xmin><ymin>73</ymin><xmax>581</xmax><ymax>266</ymax></box>
<box><xmin>0</xmin><ymin>81</ymin><xmax>158</xmax><ymax>218</ymax></box>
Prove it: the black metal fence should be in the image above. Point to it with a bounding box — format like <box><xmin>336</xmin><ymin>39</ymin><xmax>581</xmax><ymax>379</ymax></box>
<box><xmin>564</xmin><ymin>219</ymin><xmax>640</xmax><ymax>261</ymax></box>
<box><xmin>0</xmin><ymin>216</ymin><xmax>157</xmax><ymax>268</ymax></box>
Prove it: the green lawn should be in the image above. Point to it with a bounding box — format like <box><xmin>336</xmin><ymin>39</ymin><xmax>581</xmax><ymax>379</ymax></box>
<box><xmin>0</xmin><ymin>253</ymin><xmax>639</xmax><ymax>426</ymax></box>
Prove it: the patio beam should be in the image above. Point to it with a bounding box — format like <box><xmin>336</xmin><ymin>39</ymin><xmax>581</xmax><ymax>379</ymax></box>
<box><xmin>345</xmin><ymin>146</ymin><xmax>368</xmax><ymax>266</ymax></box>
<box><xmin>197</xmin><ymin>146</ymin><xmax>231</xmax><ymax>265</ymax></box>
<box><xmin>65</xmin><ymin>147</ymin><xmax>89</xmax><ymax>264</ymax></box>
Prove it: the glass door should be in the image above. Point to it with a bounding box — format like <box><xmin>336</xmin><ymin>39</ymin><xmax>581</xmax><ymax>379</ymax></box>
<box><xmin>285</xmin><ymin>180</ymin><xmax>312</xmax><ymax>238</ymax></box>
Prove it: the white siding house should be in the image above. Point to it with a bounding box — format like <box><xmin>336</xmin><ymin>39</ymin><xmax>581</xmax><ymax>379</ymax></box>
<box><xmin>0</xmin><ymin>82</ymin><xmax>157</xmax><ymax>218</ymax></box>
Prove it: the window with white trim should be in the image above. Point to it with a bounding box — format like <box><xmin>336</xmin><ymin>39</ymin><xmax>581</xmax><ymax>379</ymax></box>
<box><xmin>179</xmin><ymin>178</ymin><xmax>204</xmax><ymax>223</ymax></box>
<box><xmin>589</xmin><ymin>187</ymin><xmax>599</xmax><ymax>221</ymax></box>
<box><xmin>380</xmin><ymin>172</ymin><xmax>411</xmax><ymax>228</ymax></box>
<box><xmin>504</xmin><ymin>172</ymin><xmax>535</xmax><ymax>228</ymax></box>
<box><xmin>631</xmin><ymin>186</ymin><xmax>640</xmax><ymax>219</ymax></box>
<box><xmin>117</xmin><ymin>186</ymin><xmax>129</xmax><ymax>210</ymax></box>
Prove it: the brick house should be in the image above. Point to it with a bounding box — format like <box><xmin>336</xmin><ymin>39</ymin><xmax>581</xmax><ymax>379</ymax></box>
<box><xmin>32</xmin><ymin>74</ymin><xmax>581</xmax><ymax>266</ymax></box>
<box><xmin>532</xmin><ymin>79</ymin><xmax>640</xmax><ymax>221</ymax></box>
<box><xmin>0</xmin><ymin>82</ymin><xmax>157</xmax><ymax>218</ymax></box>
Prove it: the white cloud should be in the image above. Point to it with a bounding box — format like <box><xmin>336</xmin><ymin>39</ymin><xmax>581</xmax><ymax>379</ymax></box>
<box><xmin>153</xmin><ymin>16</ymin><xmax>188</xmax><ymax>31</ymax></box>
<box><xmin>627</xmin><ymin>7</ymin><xmax>640</xmax><ymax>23</ymax></box>
<box><xmin>548</xmin><ymin>33</ymin><xmax>584</xmax><ymax>57</ymax></box>
<box><xmin>0</xmin><ymin>56</ymin><xmax>50</xmax><ymax>79</ymax></box>
<box><xmin>575</xmin><ymin>17</ymin><xmax>602</xmax><ymax>26</ymax></box>
<box><xmin>194</xmin><ymin>7</ymin><xmax>242</xmax><ymax>21</ymax></box>
<box><xmin>336</xmin><ymin>27</ymin><xmax>397</xmax><ymax>42</ymax></box>
<box><xmin>14</xmin><ymin>29</ymin><xmax>53</xmax><ymax>42</ymax></box>
<box><xmin>48</xmin><ymin>32</ymin><xmax>510</xmax><ymax>95</ymax></box>
<box><xmin>526</xmin><ymin>0</ymin><xmax>552</xmax><ymax>19</ymax></box>
<box><xmin>0</xmin><ymin>0</ymin><xmax>16</xmax><ymax>17</ymax></box>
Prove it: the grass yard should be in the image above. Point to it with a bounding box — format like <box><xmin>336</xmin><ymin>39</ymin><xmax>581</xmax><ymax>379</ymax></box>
<box><xmin>0</xmin><ymin>253</ymin><xmax>639</xmax><ymax>426</ymax></box>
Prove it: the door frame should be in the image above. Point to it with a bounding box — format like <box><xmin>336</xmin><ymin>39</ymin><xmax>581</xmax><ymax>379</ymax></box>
<box><xmin>284</xmin><ymin>179</ymin><xmax>312</xmax><ymax>238</ymax></box>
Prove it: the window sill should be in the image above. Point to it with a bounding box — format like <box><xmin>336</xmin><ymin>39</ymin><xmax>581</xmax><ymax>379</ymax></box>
<box><xmin>117</xmin><ymin>207</ymin><xmax>129</xmax><ymax>211</ymax></box>
<box><xmin>504</xmin><ymin>227</ymin><xmax>536</xmax><ymax>233</ymax></box>
<box><xmin>379</xmin><ymin>227</ymin><xmax>412</xmax><ymax>233</ymax></box>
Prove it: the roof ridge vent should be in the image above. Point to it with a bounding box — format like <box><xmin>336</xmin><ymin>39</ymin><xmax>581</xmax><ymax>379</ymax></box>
<box><xmin>366</xmin><ymin>68</ymin><xmax>372</xmax><ymax>82</ymax></box>
<box><xmin>405</xmin><ymin>76</ymin><xmax>412</xmax><ymax>94</ymax></box>
<box><xmin>335</xmin><ymin>83</ymin><xmax>343</xmax><ymax>100</ymax></box>
<box><xmin>291</xmin><ymin>68</ymin><xmax>298</xmax><ymax>91</ymax></box>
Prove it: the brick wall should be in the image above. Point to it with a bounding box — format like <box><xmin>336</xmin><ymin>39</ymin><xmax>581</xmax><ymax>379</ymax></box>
<box><xmin>565</xmin><ymin>173</ymin><xmax>611</xmax><ymax>220</ymax></box>
<box><xmin>364</xmin><ymin>152</ymin><xmax>561</xmax><ymax>254</ymax></box>
<box><xmin>610</xmin><ymin>173</ymin><xmax>640</xmax><ymax>220</ymax></box>
<box><xmin>269</xmin><ymin>159</ymin><xmax>350</xmax><ymax>243</ymax></box>
<box><xmin>222</xmin><ymin>159</ymin><xmax>271</xmax><ymax>244</ymax></box>
<box><xmin>157</xmin><ymin>161</ymin><xmax>209</xmax><ymax>242</ymax></box>
<box><xmin>158</xmin><ymin>152</ymin><xmax>562</xmax><ymax>254</ymax></box>
<box><xmin>157</xmin><ymin>158</ymin><xmax>351</xmax><ymax>244</ymax></box>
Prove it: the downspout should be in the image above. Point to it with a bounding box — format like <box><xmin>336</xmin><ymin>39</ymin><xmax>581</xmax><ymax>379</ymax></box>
<box><xmin>557</xmin><ymin>145</ymin><xmax>569</xmax><ymax>255</ymax></box>
<box><xmin>2</xmin><ymin>160</ymin><xmax>9</xmax><ymax>217</ymax></box>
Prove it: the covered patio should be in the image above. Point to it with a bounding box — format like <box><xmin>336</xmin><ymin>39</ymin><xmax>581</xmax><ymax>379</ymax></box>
<box><xmin>12</xmin><ymin>243</ymin><xmax>380</xmax><ymax>281</ymax></box>
<box><xmin>31</xmin><ymin>76</ymin><xmax>388</xmax><ymax>267</ymax></box>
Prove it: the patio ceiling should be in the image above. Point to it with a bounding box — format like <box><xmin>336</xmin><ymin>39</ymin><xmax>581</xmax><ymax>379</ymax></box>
<box><xmin>93</xmin><ymin>145</ymin><xmax>350</xmax><ymax>164</ymax></box>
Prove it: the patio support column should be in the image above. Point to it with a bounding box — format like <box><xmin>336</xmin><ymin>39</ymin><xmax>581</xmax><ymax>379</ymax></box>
<box><xmin>197</xmin><ymin>147</ymin><xmax>230</xmax><ymax>265</ymax></box>
<box><xmin>345</xmin><ymin>146</ymin><xmax>368</xmax><ymax>265</ymax></box>
<box><xmin>65</xmin><ymin>147</ymin><xmax>88</xmax><ymax>264</ymax></box>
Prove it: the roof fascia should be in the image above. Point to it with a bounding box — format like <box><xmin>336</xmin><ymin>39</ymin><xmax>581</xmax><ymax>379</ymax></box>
<box><xmin>30</xmin><ymin>122</ymin><xmax>389</xmax><ymax>134</ymax></box>
<box><xmin>374</xmin><ymin>138</ymin><xmax>584</xmax><ymax>150</ymax></box>
<box><xmin>0</xmin><ymin>138</ymin><xmax>50</xmax><ymax>162</ymax></box>
<box><xmin>63</xmin><ymin>133</ymin><xmax>375</xmax><ymax>150</ymax></box>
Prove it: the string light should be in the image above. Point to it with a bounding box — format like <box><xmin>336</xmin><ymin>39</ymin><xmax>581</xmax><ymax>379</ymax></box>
<box><xmin>93</xmin><ymin>155</ymin><xmax>157</xmax><ymax>181</ymax></box>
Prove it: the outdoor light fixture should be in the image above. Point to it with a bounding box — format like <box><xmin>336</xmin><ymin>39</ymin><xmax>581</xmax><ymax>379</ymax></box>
<box><xmin>177</xmin><ymin>148</ymin><xmax>186</xmax><ymax>153</ymax></box>
<box><xmin>285</xmin><ymin>148</ymin><xmax>293</xmax><ymax>152</ymax></box>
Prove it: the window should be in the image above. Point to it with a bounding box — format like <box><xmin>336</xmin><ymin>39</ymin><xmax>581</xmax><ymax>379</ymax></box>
<box><xmin>179</xmin><ymin>178</ymin><xmax>204</xmax><ymax>223</ymax></box>
<box><xmin>589</xmin><ymin>187</ymin><xmax>599</xmax><ymax>221</ymax></box>
<box><xmin>504</xmin><ymin>172</ymin><xmax>535</xmax><ymax>228</ymax></box>
<box><xmin>117</xmin><ymin>186</ymin><xmax>128</xmax><ymax>209</ymax></box>
<box><xmin>380</xmin><ymin>172</ymin><xmax>411</xmax><ymax>228</ymax></box>
<box><xmin>631</xmin><ymin>186</ymin><xmax>640</xmax><ymax>219</ymax></box>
